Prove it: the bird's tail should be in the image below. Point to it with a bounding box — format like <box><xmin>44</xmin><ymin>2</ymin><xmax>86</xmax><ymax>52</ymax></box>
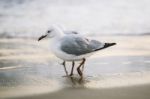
<box><xmin>94</xmin><ymin>43</ymin><xmax>116</xmax><ymax>51</ymax></box>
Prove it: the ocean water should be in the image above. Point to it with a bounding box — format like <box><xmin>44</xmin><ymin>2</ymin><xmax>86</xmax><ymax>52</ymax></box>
<box><xmin>0</xmin><ymin>0</ymin><xmax>150</xmax><ymax>38</ymax></box>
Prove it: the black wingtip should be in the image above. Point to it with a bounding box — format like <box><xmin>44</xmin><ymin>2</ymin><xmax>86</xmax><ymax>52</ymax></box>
<box><xmin>94</xmin><ymin>42</ymin><xmax>116</xmax><ymax>51</ymax></box>
<box><xmin>104</xmin><ymin>43</ymin><xmax>116</xmax><ymax>48</ymax></box>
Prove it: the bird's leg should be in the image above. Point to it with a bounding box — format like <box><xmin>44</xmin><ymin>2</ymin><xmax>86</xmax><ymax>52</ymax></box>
<box><xmin>62</xmin><ymin>61</ymin><xmax>68</xmax><ymax>76</ymax></box>
<box><xmin>81</xmin><ymin>63</ymin><xmax>85</xmax><ymax>72</ymax></box>
<box><xmin>77</xmin><ymin>58</ymin><xmax>86</xmax><ymax>81</ymax></box>
<box><xmin>70</xmin><ymin>61</ymin><xmax>75</xmax><ymax>76</ymax></box>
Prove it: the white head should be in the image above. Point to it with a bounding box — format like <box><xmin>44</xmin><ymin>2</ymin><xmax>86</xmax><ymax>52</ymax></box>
<box><xmin>38</xmin><ymin>25</ymin><xmax>64</xmax><ymax>41</ymax></box>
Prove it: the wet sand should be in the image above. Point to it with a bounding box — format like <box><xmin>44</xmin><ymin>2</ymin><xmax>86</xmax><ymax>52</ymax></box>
<box><xmin>11</xmin><ymin>84</ymin><xmax>150</xmax><ymax>99</ymax></box>
<box><xmin>0</xmin><ymin>36</ymin><xmax>150</xmax><ymax>99</ymax></box>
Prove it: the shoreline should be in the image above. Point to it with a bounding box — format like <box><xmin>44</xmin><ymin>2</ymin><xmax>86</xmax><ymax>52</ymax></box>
<box><xmin>1</xmin><ymin>71</ymin><xmax>150</xmax><ymax>99</ymax></box>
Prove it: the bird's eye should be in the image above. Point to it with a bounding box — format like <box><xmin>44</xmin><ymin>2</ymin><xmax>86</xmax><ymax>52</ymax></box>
<box><xmin>47</xmin><ymin>30</ymin><xmax>52</xmax><ymax>33</ymax></box>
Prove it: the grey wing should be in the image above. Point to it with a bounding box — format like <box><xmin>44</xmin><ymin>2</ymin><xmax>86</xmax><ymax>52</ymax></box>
<box><xmin>89</xmin><ymin>40</ymin><xmax>105</xmax><ymax>50</ymax></box>
<box><xmin>60</xmin><ymin>36</ymin><xmax>105</xmax><ymax>56</ymax></box>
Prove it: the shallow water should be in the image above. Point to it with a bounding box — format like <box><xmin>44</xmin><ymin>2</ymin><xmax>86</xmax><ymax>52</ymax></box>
<box><xmin>0</xmin><ymin>36</ymin><xmax>150</xmax><ymax>98</ymax></box>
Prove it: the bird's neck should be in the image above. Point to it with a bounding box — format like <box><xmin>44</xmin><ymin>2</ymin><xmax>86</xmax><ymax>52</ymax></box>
<box><xmin>55</xmin><ymin>30</ymin><xmax>64</xmax><ymax>38</ymax></box>
<box><xmin>51</xmin><ymin>28</ymin><xmax>64</xmax><ymax>41</ymax></box>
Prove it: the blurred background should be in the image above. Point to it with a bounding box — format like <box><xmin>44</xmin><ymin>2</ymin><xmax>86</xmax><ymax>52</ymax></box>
<box><xmin>0</xmin><ymin>0</ymin><xmax>150</xmax><ymax>37</ymax></box>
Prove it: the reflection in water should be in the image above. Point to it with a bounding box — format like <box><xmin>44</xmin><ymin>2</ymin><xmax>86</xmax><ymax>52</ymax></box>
<box><xmin>62</xmin><ymin>75</ymin><xmax>90</xmax><ymax>89</ymax></box>
<box><xmin>68</xmin><ymin>76</ymin><xmax>86</xmax><ymax>86</ymax></box>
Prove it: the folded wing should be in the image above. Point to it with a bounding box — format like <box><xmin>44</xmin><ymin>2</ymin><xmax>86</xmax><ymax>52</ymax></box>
<box><xmin>60</xmin><ymin>35</ymin><xmax>116</xmax><ymax>56</ymax></box>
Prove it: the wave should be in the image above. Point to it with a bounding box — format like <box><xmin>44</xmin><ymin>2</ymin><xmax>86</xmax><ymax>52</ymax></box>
<box><xmin>0</xmin><ymin>0</ymin><xmax>150</xmax><ymax>38</ymax></box>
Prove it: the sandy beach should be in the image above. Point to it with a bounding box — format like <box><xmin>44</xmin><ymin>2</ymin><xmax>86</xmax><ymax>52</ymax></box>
<box><xmin>11</xmin><ymin>84</ymin><xmax>150</xmax><ymax>99</ymax></box>
<box><xmin>0</xmin><ymin>36</ymin><xmax>150</xmax><ymax>99</ymax></box>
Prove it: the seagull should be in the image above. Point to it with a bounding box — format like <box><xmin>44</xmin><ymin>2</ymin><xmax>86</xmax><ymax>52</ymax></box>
<box><xmin>38</xmin><ymin>25</ymin><xmax>116</xmax><ymax>80</ymax></box>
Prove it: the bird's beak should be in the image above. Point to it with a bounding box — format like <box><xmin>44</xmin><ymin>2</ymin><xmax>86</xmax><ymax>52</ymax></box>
<box><xmin>38</xmin><ymin>34</ymin><xmax>47</xmax><ymax>41</ymax></box>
